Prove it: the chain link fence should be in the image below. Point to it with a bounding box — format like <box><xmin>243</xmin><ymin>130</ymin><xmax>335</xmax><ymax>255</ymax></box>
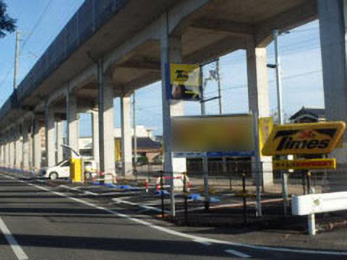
<box><xmin>130</xmin><ymin>159</ymin><xmax>347</xmax><ymax>228</ymax></box>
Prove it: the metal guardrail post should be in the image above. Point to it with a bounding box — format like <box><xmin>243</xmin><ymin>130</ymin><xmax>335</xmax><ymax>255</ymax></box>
<box><xmin>160</xmin><ymin>171</ymin><xmax>165</xmax><ymax>218</ymax></box>
<box><xmin>242</xmin><ymin>172</ymin><xmax>247</xmax><ymax>226</ymax></box>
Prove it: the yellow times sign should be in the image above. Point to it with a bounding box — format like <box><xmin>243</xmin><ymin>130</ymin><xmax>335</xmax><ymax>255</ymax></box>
<box><xmin>273</xmin><ymin>159</ymin><xmax>336</xmax><ymax>170</ymax></box>
<box><xmin>262</xmin><ymin>121</ymin><xmax>346</xmax><ymax>156</ymax></box>
<box><xmin>170</xmin><ymin>64</ymin><xmax>201</xmax><ymax>101</ymax></box>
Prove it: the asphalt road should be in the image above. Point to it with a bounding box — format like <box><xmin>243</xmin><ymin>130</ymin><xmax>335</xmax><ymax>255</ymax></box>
<box><xmin>0</xmin><ymin>172</ymin><xmax>346</xmax><ymax>260</ymax></box>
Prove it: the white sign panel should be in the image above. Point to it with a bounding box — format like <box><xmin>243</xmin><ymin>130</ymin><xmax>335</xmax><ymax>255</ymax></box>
<box><xmin>292</xmin><ymin>192</ymin><xmax>347</xmax><ymax>216</ymax></box>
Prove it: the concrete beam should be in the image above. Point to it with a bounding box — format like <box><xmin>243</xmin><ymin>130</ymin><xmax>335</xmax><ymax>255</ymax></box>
<box><xmin>116</xmin><ymin>60</ymin><xmax>161</xmax><ymax>71</ymax></box>
<box><xmin>184</xmin><ymin>36</ymin><xmax>246</xmax><ymax>63</ymax></box>
<box><xmin>104</xmin><ymin>0</ymin><xmax>209</xmax><ymax>73</ymax></box>
<box><xmin>191</xmin><ymin>19</ymin><xmax>254</xmax><ymax>36</ymax></box>
<box><xmin>255</xmin><ymin>0</ymin><xmax>317</xmax><ymax>47</ymax></box>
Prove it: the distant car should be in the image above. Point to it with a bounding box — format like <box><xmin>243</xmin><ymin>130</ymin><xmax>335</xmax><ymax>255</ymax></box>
<box><xmin>39</xmin><ymin>159</ymin><xmax>97</xmax><ymax>180</ymax></box>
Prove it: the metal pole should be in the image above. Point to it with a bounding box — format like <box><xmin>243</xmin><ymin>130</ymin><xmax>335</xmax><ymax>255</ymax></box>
<box><xmin>200</xmin><ymin>66</ymin><xmax>209</xmax><ymax>210</ymax></box>
<box><xmin>160</xmin><ymin>171</ymin><xmax>165</xmax><ymax>218</ymax></box>
<box><xmin>253</xmin><ymin>111</ymin><xmax>262</xmax><ymax>217</ymax></box>
<box><xmin>160</xmin><ymin>12</ymin><xmax>175</xmax><ymax>217</ymax></box>
<box><xmin>133</xmin><ymin>91</ymin><xmax>137</xmax><ymax>173</ymax></box>
<box><xmin>273</xmin><ymin>29</ymin><xmax>283</xmax><ymax>124</ymax></box>
<box><xmin>242</xmin><ymin>172</ymin><xmax>247</xmax><ymax>226</ymax></box>
<box><xmin>216</xmin><ymin>59</ymin><xmax>222</xmax><ymax>115</ymax></box>
<box><xmin>273</xmin><ymin>29</ymin><xmax>289</xmax><ymax>215</ymax></box>
<box><xmin>97</xmin><ymin>59</ymin><xmax>105</xmax><ymax>184</ymax></box>
<box><xmin>13</xmin><ymin>31</ymin><xmax>20</xmax><ymax>90</ymax></box>
<box><xmin>307</xmin><ymin>171</ymin><xmax>316</xmax><ymax>235</ymax></box>
<box><xmin>183</xmin><ymin>173</ymin><xmax>188</xmax><ymax>225</ymax></box>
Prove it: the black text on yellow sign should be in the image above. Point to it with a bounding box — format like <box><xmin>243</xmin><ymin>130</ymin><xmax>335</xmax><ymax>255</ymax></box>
<box><xmin>262</xmin><ymin>122</ymin><xmax>346</xmax><ymax>156</ymax></box>
<box><xmin>273</xmin><ymin>159</ymin><xmax>336</xmax><ymax>170</ymax></box>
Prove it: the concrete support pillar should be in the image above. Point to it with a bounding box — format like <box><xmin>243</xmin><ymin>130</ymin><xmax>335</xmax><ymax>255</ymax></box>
<box><xmin>120</xmin><ymin>95</ymin><xmax>133</xmax><ymax>177</ymax></box>
<box><xmin>9</xmin><ymin>134</ymin><xmax>15</xmax><ymax>168</ymax></box>
<box><xmin>160</xmin><ymin>34</ymin><xmax>186</xmax><ymax>176</ymax></box>
<box><xmin>6</xmin><ymin>135</ymin><xmax>11</xmax><ymax>168</ymax></box>
<box><xmin>15</xmin><ymin>126</ymin><xmax>22</xmax><ymax>169</ymax></box>
<box><xmin>22</xmin><ymin>122</ymin><xmax>30</xmax><ymax>170</ymax></box>
<box><xmin>0</xmin><ymin>143</ymin><xmax>2</xmax><ymax>167</ymax></box>
<box><xmin>66</xmin><ymin>93</ymin><xmax>79</xmax><ymax>155</ymax></box>
<box><xmin>318</xmin><ymin>0</ymin><xmax>347</xmax><ymax>165</ymax></box>
<box><xmin>45</xmin><ymin>107</ymin><xmax>56</xmax><ymax>167</ymax></box>
<box><xmin>247</xmin><ymin>39</ymin><xmax>273</xmax><ymax>187</ymax></box>
<box><xmin>5</xmin><ymin>135</ymin><xmax>9</xmax><ymax>167</ymax></box>
<box><xmin>56</xmin><ymin>120</ymin><xmax>64</xmax><ymax>163</ymax></box>
<box><xmin>97</xmin><ymin>72</ymin><xmax>115</xmax><ymax>177</ymax></box>
<box><xmin>160</xmin><ymin>22</ymin><xmax>187</xmax><ymax>215</ymax></box>
<box><xmin>91</xmin><ymin>110</ymin><xmax>99</xmax><ymax>166</ymax></box>
<box><xmin>0</xmin><ymin>143</ymin><xmax>3</xmax><ymax>167</ymax></box>
<box><xmin>32</xmin><ymin>116</ymin><xmax>42</xmax><ymax>171</ymax></box>
<box><xmin>28</xmin><ymin>124</ymin><xmax>33</xmax><ymax>171</ymax></box>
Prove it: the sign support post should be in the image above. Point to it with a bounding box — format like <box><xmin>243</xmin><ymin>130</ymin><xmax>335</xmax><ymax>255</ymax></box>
<box><xmin>253</xmin><ymin>111</ymin><xmax>262</xmax><ymax>217</ymax></box>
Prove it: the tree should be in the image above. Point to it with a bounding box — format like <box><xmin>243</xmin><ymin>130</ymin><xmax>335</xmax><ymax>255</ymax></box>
<box><xmin>0</xmin><ymin>0</ymin><xmax>16</xmax><ymax>38</ymax></box>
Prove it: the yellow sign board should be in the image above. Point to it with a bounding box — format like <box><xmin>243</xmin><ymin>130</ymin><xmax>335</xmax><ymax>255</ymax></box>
<box><xmin>172</xmin><ymin>115</ymin><xmax>254</xmax><ymax>152</ymax></box>
<box><xmin>262</xmin><ymin>122</ymin><xmax>346</xmax><ymax>156</ymax></box>
<box><xmin>170</xmin><ymin>64</ymin><xmax>201</xmax><ymax>101</ymax></box>
<box><xmin>273</xmin><ymin>159</ymin><xmax>336</xmax><ymax>170</ymax></box>
<box><xmin>258</xmin><ymin>117</ymin><xmax>274</xmax><ymax>156</ymax></box>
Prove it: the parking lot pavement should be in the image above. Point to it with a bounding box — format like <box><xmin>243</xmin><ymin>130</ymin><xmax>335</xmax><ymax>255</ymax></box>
<box><xmin>1</xmin><ymin>170</ymin><xmax>347</xmax><ymax>260</ymax></box>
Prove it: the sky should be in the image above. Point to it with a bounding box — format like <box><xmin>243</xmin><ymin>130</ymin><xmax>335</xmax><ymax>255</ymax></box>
<box><xmin>0</xmin><ymin>1</ymin><xmax>324</xmax><ymax>137</ymax></box>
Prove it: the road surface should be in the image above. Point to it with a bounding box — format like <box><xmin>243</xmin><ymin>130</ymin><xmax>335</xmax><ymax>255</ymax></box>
<box><xmin>0</xmin><ymin>171</ymin><xmax>345</xmax><ymax>259</ymax></box>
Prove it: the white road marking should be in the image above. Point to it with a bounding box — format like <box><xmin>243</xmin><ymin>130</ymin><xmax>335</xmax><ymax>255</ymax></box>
<box><xmin>194</xmin><ymin>239</ymin><xmax>212</xmax><ymax>246</ymax></box>
<box><xmin>0</xmin><ymin>217</ymin><xmax>28</xmax><ymax>260</ymax></box>
<box><xmin>112</xmin><ymin>198</ymin><xmax>171</xmax><ymax>214</ymax></box>
<box><xmin>225</xmin><ymin>249</ymin><xmax>251</xmax><ymax>258</ymax></box>
<box><xmin>2</xmin><ymin>172</ymin><xmax>347</xmax><ymax>257</ymax></box>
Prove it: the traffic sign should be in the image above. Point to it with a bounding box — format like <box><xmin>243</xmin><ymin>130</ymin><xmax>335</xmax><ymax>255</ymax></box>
<box><xmin>262</xmin><ymin>121</ymin><xmax>346</xmax><ymax>156</ymax></box>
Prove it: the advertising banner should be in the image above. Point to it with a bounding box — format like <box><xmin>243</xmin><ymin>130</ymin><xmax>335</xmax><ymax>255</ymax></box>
<box><xmin>172</xmin><ymin>115</ymin><xmax>255</xmax><ymax>153</ymax></box>
<box><xmin>262</xmin><ymin>122</ymin><xmax>346</xmax><ymax>156</ymax></box>
<box><xmin>169</xmin><ymin>64</ymin><xmax>201</xmax><ymax>101</ymax></box>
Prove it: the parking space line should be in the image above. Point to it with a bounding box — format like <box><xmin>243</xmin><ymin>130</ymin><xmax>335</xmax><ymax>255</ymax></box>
<box><xmin>0</xmin><ymin>217</ymin><xmax>28</xmax><ymax>260</ymax></box>
<box><xmin>112</xmin><ymin>198</ymin><xmax>171</xmax><ymax>214</ymax></box>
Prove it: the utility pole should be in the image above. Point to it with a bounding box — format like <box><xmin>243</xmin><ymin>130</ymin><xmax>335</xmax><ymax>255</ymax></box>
<box><xmin>273</xmin><ymin>29</ymin><xmax>284</xmax><ymax>124</ymax></box>
<box><xmin>216</xmin><ymin>59</ymin><xmax>222</xmax><ymax>115</ymax></box>
<box><xmin>13</xmin><ymin>31</ymin><xmax>20</xmax><ymax>90</ymax></box>
<box><xmin>133</xmin><ymin>91</ymin><xmax>137</xmax><ymax>172</ymax></box>
<box><xmin>200</xmin><ymin>65</ymin><xmax>209</xmax><ymax>210</ymax></box>
<box><xmin>273</xmin><ymin>28</ymin><xmax>288</xmax><ymax>216</ymax></box>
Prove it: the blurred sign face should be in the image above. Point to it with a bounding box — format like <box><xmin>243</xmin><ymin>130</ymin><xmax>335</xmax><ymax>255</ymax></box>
<box><xmin>262</xmin><ymin>122</ymin><xmax>346</xmax><ymax>156</ymax></box>
<box><xmin>172</xmin><ymin>115</ymin><xmax>255</xmax><ymax>152</ymax></box>
<box><xmin>170</xmin><ymin>64</ymin><xmax>201</xmax><ymax>101</ymax></box>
